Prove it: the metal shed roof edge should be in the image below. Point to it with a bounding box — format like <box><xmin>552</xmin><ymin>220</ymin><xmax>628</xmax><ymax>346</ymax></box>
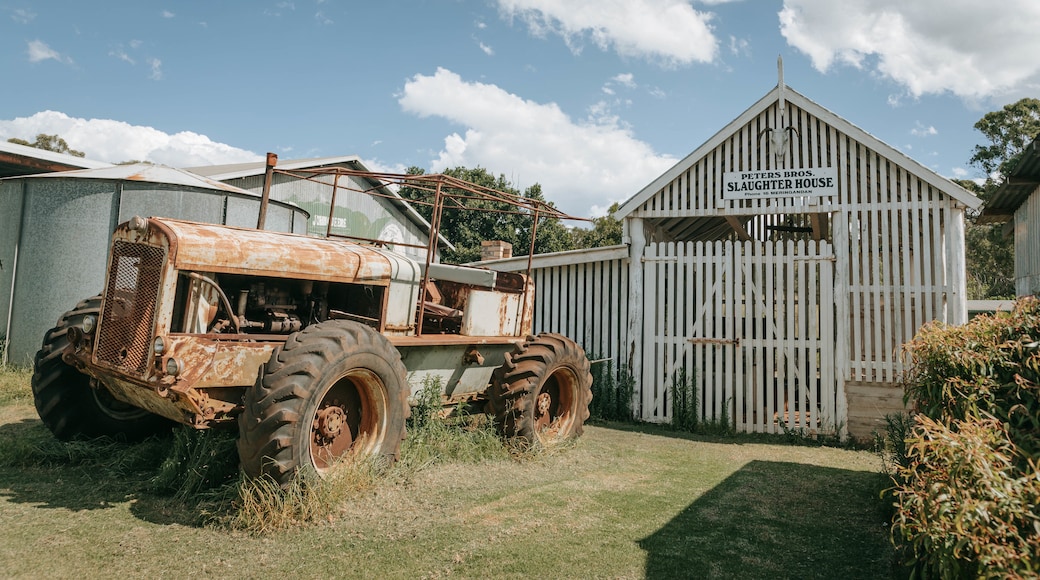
<box><xmin>6</xmin><ymin>163</ymin><xmax>308</xmax><ymax>216</ymax></box>
<box><xmin>0</xmin><ymin>140</ymin><xmax>112</xmax><ymax>171</ymax></box>
<box><xmin>613</xmin><ymin>84</ymin><xmax>982</xmax><ymax>220</ymax></box>
<box><xmin>978</xmin><ymin>137</ymin><xmax>1040</xmax><ymax>224</ymax></box>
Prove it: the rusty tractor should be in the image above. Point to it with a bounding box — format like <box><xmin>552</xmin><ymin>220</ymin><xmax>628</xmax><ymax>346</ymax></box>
<box><xmin>30</xmin><ymin>170</ymin><xmax>593</xmax><ymax>487</ymax></box>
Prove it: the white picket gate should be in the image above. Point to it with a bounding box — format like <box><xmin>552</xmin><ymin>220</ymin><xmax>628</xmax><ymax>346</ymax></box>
<box><xmin>640</xmin><ymin>239</ymin><xmax>839</xmax><ymax>434</ymax></box>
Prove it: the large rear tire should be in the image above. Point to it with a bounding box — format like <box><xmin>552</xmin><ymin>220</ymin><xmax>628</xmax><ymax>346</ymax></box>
<box><xmin>487</xmin><ymin>333</ymin><xmax>593</xmax><ymax>444</ymax></box>
<box><xmin>237</xmin><ymin>320</ymin><xmax>411</xmax><ymax>487</ymax></box>
<box><xmin>32</xmin><ymin>295</ymin><xmax>172</xmax><ymax>441</ymax></box>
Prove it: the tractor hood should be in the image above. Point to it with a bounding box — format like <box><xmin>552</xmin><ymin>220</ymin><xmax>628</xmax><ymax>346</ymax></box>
<box><xmin>128</xmin><ymin>216</ymin><xmax>409</xmax><ymax>285</ymax></box>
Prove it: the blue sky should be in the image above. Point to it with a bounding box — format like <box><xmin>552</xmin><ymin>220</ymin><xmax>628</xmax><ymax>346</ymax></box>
<box><xmin>2</xmin><ymin>1</ymin><xmax>1039</xmax><ymax>218</ymax></box>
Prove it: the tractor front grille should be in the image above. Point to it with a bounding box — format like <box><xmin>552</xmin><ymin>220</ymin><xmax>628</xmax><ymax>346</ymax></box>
<box><xmin>95</xmin><ymin>241</ymin><xmax>166</xmax><ymax>375</ymax></box>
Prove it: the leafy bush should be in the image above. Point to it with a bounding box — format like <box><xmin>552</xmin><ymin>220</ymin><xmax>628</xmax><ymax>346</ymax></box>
<box><xmin>894</xmin><ymin>416</ymin><xmax>1040</xmax><ymax>578</ymax></box>
<box><xmin>896</xmin><ymin>297</ymin><xmax>1040</xmax><ymax>576</ymax></box>
<box><xmin>904</xmin><ymin>298</ymin><xmax>1040</xmax><ymax>462</ymax></box>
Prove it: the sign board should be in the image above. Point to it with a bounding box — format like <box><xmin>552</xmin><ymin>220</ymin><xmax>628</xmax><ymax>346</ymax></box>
<box><xmin>723</xmin><ymin>167</ymin><xmax>838</xmax><ymax>200</ymax></box>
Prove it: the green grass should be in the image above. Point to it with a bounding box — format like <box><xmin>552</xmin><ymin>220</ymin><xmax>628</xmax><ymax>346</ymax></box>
<box><xmin>0</xmin><ymin>367</ymin><xmax>899</xmax><ymax>579</ymax></box>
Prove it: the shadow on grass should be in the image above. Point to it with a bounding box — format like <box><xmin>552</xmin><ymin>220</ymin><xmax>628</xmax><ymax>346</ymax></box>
<box><xmin>591</xmin><ymin>418</ymin><xmax>866</xmax><ymax>450</ymax></box>
<box><xmin>639</xmin><ymin>460</ymin><xmax>898</xmax><ymax>579</ymax></box>
<box><xmin>0</xmin><ymin>418</ymin><xmax>221</xmax><ymax>526</ymax></box>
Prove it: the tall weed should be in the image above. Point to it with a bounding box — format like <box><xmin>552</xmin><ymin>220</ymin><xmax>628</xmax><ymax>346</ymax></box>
<box><xmin>588</xmin><ymin>357</ymin><xmax>635</xmax><ymax>422</ymax></box>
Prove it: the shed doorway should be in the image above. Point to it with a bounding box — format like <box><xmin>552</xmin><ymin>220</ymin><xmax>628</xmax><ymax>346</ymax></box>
<box><xmin>640</xmin><ymin>211</ymin><xmax>840</xmax><ymax>435</ymax></box>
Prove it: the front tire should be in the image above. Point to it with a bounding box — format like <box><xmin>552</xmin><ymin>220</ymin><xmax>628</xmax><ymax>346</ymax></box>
<box><xmin>487</xmin><ymin>333</ymin><xmax>593</xmax><ymax>444</ymax></box>
<box><xmin>32</xmin><ymin>295</ymin><xmax>172</xmax><ymax>441</ymax></box>
<box><xmin>237</xmin><ymin>320</ymin><xmax>410</xmax><ymax>487</ymax></box>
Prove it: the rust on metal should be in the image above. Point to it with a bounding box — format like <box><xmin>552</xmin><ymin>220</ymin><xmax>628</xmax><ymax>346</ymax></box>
<box><xmin>688</xmin><ymin>337</ymin><xmax>741</xmax><ymax>346</ymax></box>
<box><xmin>152</xmin><ymin>218</ymin><xmax>397</xmax><ymax>285</ymax></box>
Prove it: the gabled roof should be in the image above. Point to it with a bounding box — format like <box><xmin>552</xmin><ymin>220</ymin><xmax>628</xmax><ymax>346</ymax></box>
<box><xmin>614</xmin><ymin>84</ymin><xmax>981</xmax><ymax>220</ymax></box>
<box><xmin>977</xmin><ymin>136</ymin><xmax>1040</xmax><ymax>224</ymax></box>
<box><xmin>0</xmin><ymin>140</ymin><xmax>111</xmax><ymax>177</ymax></box>
<box><xmin>18</xmin><ymin>162</ymin><xmax>260</xmax><ymax>195</ymax></box>
<box><xmin>188</xmin><ymin>155</ymin><xmax>449</xmax><ymax>249</ymax></box>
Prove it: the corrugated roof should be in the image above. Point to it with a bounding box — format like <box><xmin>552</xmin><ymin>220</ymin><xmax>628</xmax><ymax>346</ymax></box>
<box><xmin>0</xmin><ymin>140</ymin><xmax>111</xmax><ymax>177</ymax></box>
<box><xmin>978</xmin><ymin>137</ymin><xmax>1040</xmax><ymax>224</ymax></box>
<box><xmin>18</xmin><ymin>162</ymin><xmax>261</xmax><ymax>195</ymax></box>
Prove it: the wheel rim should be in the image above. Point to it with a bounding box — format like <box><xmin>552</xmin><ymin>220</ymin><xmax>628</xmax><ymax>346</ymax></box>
<box><xmin>92</xmin><ymin>387</ymin><xmax>152</xmax><ymax>421</ymax></box>
<box><xmin>533</xmin><ymin>366</ymin><xmax>580</xmax><ymax>441</ymax></box>
<box><xmin>310</xmin><ymin>369</ymin><xmax>387</xmax><ymax>473</ymax></box>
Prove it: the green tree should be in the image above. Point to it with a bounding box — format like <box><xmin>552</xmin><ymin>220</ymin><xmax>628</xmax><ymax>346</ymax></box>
<box><xmin>398</xmin><ymin>166</ymin><xmax>576</xmax><ymax>264</ymax></box>
<box><xmin>970</xmin><ymin>98</ymin><xmax>1040</xmax><ymax>185</ymax></box>
<box><xmin>570</xmin><ymin>202</ymin><xmax>624</xmax><ymax>248</ymax></box>
<box><xmin>958</xmin><ymin>179</ymin><xmax>1015</xmax><ymax>298</ymax></box>
<box><xmin>7</xmin><ymin>133</ymin><xmax>86</xmax><ymax>157</ymax></box>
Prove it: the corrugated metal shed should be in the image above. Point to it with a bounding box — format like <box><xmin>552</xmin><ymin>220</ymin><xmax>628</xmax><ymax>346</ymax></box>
<box><xmin>0</xmin><ymin>164</ymin><xmax>308</xmax><ymax>365</ymax></box>
<box><xmin>977</xmin><ymin>137</ymin><xmax>1040</xmax><ymax>224</ymax></box>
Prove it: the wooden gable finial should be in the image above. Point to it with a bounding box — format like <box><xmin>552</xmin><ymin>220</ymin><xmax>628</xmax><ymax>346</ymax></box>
<box><xmin>759</xmin><ymin>55</ymin><xmax>796</xmax><ymax>169</ymax></box>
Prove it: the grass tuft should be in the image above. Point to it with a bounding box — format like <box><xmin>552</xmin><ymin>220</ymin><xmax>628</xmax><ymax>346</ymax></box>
<box><xmin>228</xmin><ymin>456</ymin><xmax>385</xmax><ymax>534</ymax></box>
<box><xmin>152</xmin><ymin>426</ymin><xmax>240</xmax><ymax>499</ymax></box>
<box><xmin>397</xmin><ymin>376</ymin><xmax>510</xmax><ymax>473</ymax></box>
<box><xmin>0</xmin><ymin>364</ymin><xmax>32</xmax><ymax>406</ymax></box>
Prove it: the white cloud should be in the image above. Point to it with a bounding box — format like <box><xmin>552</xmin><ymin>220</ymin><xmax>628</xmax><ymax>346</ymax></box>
<box><xmin>728</xmin><ymin>35</ymin><xmax>750</xmax><ymax>57</ymax></box>
<box><xmin>0</xmin><ymin>110</ymin><xmax>261</xmax><ymax>167</ymax></box>
<box><xmin>497</xmin><ymin>0</ymin><xmax>718</xmax><ymax>66</ymax></box>
<box><xmin>110</xmin><ymin>47</ymin><xmax>135</xmax><ymax>65</ymax></box>
<box><xmin>479</xmin><ymin>41</ymin><xmax>494</xmax><ymax>56</ymax></box>
<box><xmin>612</xmin><ymin>73</ymin><xmax>636</xmax><ymax>88</ymax></box>
<box><xmin>11</xmin><ymin>8</ymin><xmax>36</xmax><ymax>24</ymax></box>
<box><xmin>910</xmin><ymin>122</ymin><xmax>937</xmax><ymax>137</ymax></box>
<box><xmin>398</xmin><ymin>68</ymin><xmax>676</xmax><ymax>218</ymax></box>
<box><xmin>161</xmin><ymin>9</ymin><xmax>175</xmax><ymax>18</ymax></box>
<box><xmin>315</xmin><ymin>11</ymin><xmax>333</xmax><ymax>25</ymax></box>
<box><xmin>148</xmin><ymin>58</ymin><xmax>163</xmax><ymax>80</ymax></box>
<box><xmin>27</xmin><ymin>40</ymin><xmax>70</xmax><ymax>64</ymax></box>
<box><xmin>780</xmin><ymin>0</ymin><xmax>1040</xmax><ymax>101</ymax></box>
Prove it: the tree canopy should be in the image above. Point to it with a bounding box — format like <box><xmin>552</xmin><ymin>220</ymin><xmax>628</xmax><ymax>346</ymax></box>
<box><xmin>970</xmin><ymin>98</ymin><xmax>1040</xmax><ymax>184</ymax></box>
<box><xmin>6</xmin><ymin>133</ymin><xmax>85</xmax><ymax>158</ymax></box>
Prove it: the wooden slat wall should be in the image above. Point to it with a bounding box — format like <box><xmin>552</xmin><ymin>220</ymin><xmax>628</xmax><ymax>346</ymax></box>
<box><xmin>528</xmin><ymin>256</ymin><xmax>630</xmax><ymax>370</ymax></box>
<box><xmin>640</xmin><ymin>239</ymin><xmax>836</xmax><ymax>433</ymax></box>
<box><xmin>629</xmin><ymin>100</ymin><xmax>957</xmax><ymax>388</ymax></box>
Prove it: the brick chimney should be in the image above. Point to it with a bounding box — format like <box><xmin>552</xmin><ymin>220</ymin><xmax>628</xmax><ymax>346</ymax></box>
<box><xmin>481</xmin><ymin>240</ymin><xmax>513</xmax><ymax>261</ymax></box>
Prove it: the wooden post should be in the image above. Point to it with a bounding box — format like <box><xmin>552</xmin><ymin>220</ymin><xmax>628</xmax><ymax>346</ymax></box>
<box><xmin>626</xmin><ymin>217</ymin><xmax>646</xmax><ymax>419</ymax></box>
<box><xmin>832</xmin><ymin>210</ymin><xmax>850</xmax><ymax>440</ymax></box>
<box><xmin>946</xmin><ymin>206</ymin><xmax>968</xmax><ymax>325</ymax></box>
<box><xmin>256</xmin><ymin>152</ymin><xmax>277</xmax><ymax>230</ymax></box>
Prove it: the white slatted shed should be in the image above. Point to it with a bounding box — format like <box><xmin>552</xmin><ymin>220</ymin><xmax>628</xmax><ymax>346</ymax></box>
<box><xmin>488</xmin><ymin>76</ymin><xmax>981</xmax><ymax>440</ymax></box>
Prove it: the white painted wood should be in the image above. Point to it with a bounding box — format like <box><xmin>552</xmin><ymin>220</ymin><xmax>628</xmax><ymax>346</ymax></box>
<box><xmin>946</xmin><ymin>206</ymin><xmax>968</xmax><ymax>325</ymax></box>
<box><xmin>493</xmin><ymin>85</ymin><xmax>975</xmax><ymax>440</ymax></box>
